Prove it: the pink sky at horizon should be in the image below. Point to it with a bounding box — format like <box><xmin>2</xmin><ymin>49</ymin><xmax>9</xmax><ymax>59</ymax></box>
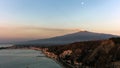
<box><xmin>0</xmin><ymin>26</ymin><xmax>80</xmax><ymax>41</ymax></box>
<box><xmin>0</xmin><ymin>26</ymin><xmax>120</xmax><ymax>42</ymax></box>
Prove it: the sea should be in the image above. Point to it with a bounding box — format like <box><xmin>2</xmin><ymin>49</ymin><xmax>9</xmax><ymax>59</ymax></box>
<box><xmin>0</xmin><ymin>44</ymin><xmax>61</xmax><ymax>68</ymax></box>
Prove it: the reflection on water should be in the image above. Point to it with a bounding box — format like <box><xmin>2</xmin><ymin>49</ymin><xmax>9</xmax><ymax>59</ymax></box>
<box><xmin>0</xmin><ymin>48</ymin><xmax>61</xmax><ymax>68</ymax></box>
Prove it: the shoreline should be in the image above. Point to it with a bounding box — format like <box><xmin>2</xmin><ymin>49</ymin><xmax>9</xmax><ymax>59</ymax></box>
<box><xmin>0</xmin><ymin>47</ymin><xmax>64</xmax><ymax>68</ymax></box>
<box><xmin>44</xmin><ymin>55</ymin><xmax>65</xmax><ymax>68</ymax></box>
<box><xmin>31</xmin><ymin>48</ymin><xmax>66</xmax><ymax>68</ymax></box>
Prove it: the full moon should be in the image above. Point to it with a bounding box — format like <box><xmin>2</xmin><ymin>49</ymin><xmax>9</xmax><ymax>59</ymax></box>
<box><xmin>81</xmin><ymin>2</ymin><xmax>85</xmax><ymax>5</ymax></box>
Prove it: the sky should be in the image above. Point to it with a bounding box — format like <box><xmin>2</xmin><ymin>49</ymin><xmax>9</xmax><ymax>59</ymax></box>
<box><xmin>0</xmin><ymin>0</ymin><xmax>120</xmax><ymax>42</ymax></box>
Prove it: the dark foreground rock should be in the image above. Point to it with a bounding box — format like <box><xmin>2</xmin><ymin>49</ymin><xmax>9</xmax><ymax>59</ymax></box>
<box><xmin>46</xmin><ymin>37</ymin><xmax>120</xmax><ymax>68</ymax></box>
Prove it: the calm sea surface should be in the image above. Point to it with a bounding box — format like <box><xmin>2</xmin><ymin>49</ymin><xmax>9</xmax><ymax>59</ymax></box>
<box><xmin>0</xmin><ymin>44</ymin><xmax>61</xmax><ymax>68</ymax></box>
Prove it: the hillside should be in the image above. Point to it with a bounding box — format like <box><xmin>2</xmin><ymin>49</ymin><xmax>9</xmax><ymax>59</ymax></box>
<box><xmin>17</xmin><ymin>31</ymin><xmax>118</xmax><ymax>46</ymax></box>
<box><xmin>46</xmin><ymin>37</ymin><xmax>120</xmax><ymax>68</ymax></box>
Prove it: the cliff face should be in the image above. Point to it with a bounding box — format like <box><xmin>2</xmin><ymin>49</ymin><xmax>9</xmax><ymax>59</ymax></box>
<box><xmin>47</xmin><ymin>37</ymin><xmax>120</xmax><ymax>68</ymax></box>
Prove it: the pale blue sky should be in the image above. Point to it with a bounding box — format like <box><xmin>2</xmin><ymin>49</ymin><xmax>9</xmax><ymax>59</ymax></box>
<box><xmin>0</xmin><ymin>0</ymin><xmax>120</xmax><ymax>41</ymax></box>
<box><xmin>0</xmin><ymin>0</ymin><xmax>119</xmax><ymax>27</ymax></box>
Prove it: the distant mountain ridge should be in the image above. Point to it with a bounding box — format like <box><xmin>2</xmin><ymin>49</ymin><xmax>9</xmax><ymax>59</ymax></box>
<box><xmin>18</xmin><ymin>31</ymin><xmax>119</xmax><ymax>45</ymax></box>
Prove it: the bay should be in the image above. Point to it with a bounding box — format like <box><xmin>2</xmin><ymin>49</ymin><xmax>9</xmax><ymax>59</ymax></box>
<box><xmin>0</xmin><ymin>45</ymin><xmax>61</xmax><ymax>68</ymax></box>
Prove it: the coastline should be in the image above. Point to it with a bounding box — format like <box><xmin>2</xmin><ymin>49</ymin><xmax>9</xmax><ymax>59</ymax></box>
<box><xmin>45</xmin><ymin>55</ymin><xmax>65</xmax><ymax>68</ymax></box>
<box><xmin>0</xmin><ymin>46</ymin><xmax>64</xmax><ymax>68</ymax></box>
<box><xmin>40</xmin><ymin>48</ymin><xmax>73</xmax><ymax>68</ymax></box>
<box><xmin>29</xmin><ymin>48</ymin><xmax>66</xmax><ymax>68</ymax></box>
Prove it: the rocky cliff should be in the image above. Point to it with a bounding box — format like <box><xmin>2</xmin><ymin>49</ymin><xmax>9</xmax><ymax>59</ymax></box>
<box><xmin>46</xmin><ymin>37</ymin><xmax>120</xmax><ymax>68</ymax></box>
